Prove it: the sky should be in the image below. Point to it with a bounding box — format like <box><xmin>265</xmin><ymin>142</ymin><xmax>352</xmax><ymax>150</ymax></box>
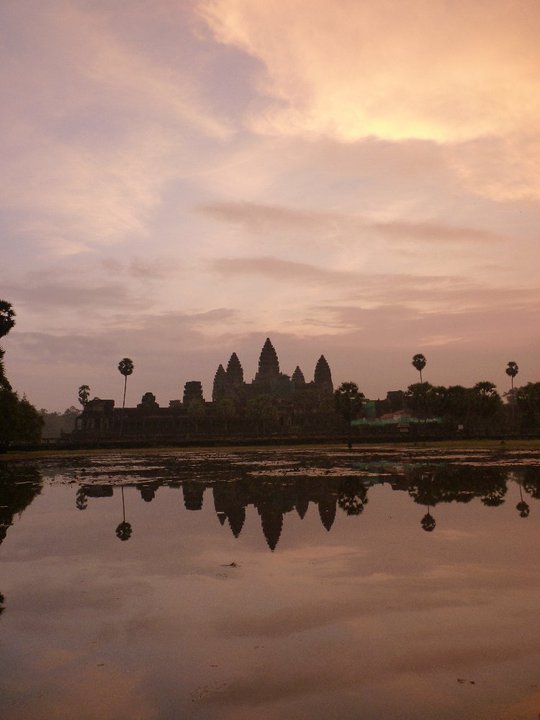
<box><xmin>2</xmin><ymin>0</ymin><xmax>540</xmax><ymax>411</ymax></box>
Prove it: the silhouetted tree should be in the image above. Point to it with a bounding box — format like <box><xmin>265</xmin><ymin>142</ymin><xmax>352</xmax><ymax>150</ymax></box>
<box><xmin>0</xmin><ymin>300</ymin><xmax>15</xmax><ymax>339</ymax></box>
<box><xmin>469</xmin><ymin>381</ymin><xmax>503</xmax><ymax>434</ymax></box>
<box><xmin>334</xmin><ymin>382</ymin><xmax>365</xmax><ymax>448</ymax></box>
<box><xmin>506</xmin><ymin>361</ymin><xmax>519</xmax><ymax>391</ymax></box>
<box><xmin>78</xmin><ymin>384</ymin><xmax>90</xmax><ymax>407</ymax></box>
<box><xmin>515</xmin><ymin>382</ymin><xmax>540</xmax><ymax>432</ymax></box>
<box><xmin>0</xmin><ymin>300</ymin><xmax>15</xmax><ymax>392</ymax></box>
<box><xmin>412</xmin><ymin>353</ymin><xmax>426</xmax><ymax>382</ymax></box>
<box><xmin>118</xmin><ymin>358</ymin><xmax>134</xmax><ymax>409</ymax></box>
<box><xmin>405</xmin><ymin>382</ymin><xmax>439</xmax><ymax>419</ymax></box>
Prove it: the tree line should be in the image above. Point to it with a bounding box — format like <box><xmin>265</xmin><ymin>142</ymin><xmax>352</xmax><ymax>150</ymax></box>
<box><xmin>0</xmin><ymin>301</ymin><xmax>43</xmax><ymax>448</ymax></box>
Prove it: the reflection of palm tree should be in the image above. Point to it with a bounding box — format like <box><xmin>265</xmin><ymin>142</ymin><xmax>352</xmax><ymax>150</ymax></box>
<box><xmin>421</xmin><ymin>506</ymin><xmax>436</xmax><ymax>532</ymax></box>
<box><xmin>0</xmin><ymin>592</ymin><xmax>5</xmax><ymax>616</ymax></box>
<box><xmin>75</xmin><ymin>488</ymin><xmax>87</xmax><ymax>510</ymax></box>
<box><xmin>115</xmin><ymin>487</ymin><xmax>133</xmax><ymax>541</ymax></box>
<box><xmin>516</xmin><ymin>484</ymin><xmax>530</xmax><ymax>518</ymax></box>
<box><xmin>338</xmin><ymin>478</ymin><xmax>369</xmax><ymax>516</ymax></box>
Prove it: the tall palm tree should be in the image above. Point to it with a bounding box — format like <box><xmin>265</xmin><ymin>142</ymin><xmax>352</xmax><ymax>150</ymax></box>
<box><xmin>506</xmin><ymin>361</ymin><xmax>519</xmax><ymax>391</ymax></box>
<box><xmin>412</xmin><ymin>354</ymin><xmax>427</xmax><ymax>383</ymax></box>
<box><xmin>0</xmin><ymin>300</ymin><xmax>15</xmax><ymax>392</ymax></box>
<box><xmin>77</xmin><ymin>384</ymin><xmax>90</xmax><ymax>407</ymax></box>
<box><xmin>334</xmin><ymin>382</ymin><xmax>365</xmax><ymax>449</ymax></box>
<box><xmin>118</xmin><ymin>358</ymin><xmax>134</xmax><ymax>409</ymax></box>
<box><xmin>0</xmin><ymin>300</ymin><xmax>15</xmax><ymax>339</ymax></box>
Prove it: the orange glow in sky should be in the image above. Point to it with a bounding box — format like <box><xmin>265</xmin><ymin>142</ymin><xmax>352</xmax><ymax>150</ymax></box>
<box><xmin>2</xmin><ymin>0</ymin><xmax>540</xmax><ymax>409</ymax></box>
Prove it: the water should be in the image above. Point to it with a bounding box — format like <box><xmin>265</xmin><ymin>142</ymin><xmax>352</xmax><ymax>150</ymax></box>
<box><xmin>1</xmin><ymin>447</ymin><xmax>539</xmax><ymax>719</ymax></box>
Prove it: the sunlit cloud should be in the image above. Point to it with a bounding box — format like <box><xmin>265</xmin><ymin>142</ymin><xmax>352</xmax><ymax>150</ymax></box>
<box><xmin>200</xmin><ymin>0</ymin><xmax>540</xmax><ymax>141</ymax></box>
<box><xmin>200</xmin><ymin>0</ymin><xmax>540</xmax><ymax>200</ymax></box>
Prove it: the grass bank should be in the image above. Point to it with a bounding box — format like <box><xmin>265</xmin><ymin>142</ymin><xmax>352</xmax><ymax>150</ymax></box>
<box><xmin>2</xmin><ymin>438</ymin><xmax>540</xmax><ymax>462</ymax></box>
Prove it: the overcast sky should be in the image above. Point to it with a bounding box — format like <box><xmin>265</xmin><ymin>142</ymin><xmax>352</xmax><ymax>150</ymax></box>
<box><xmin>2</xmin><ymin>0</ymin><xmax>540</xmax><ymax>411</ymax></box>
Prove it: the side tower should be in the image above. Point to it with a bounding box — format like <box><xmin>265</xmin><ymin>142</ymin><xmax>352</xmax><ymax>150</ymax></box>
<box><xmin>314</xmin><ymin>355</ymin><xmax>333</xmax><ymax>394</ymax></box>
<box><xmin>254</xmin><ymin>338</ymin><xmax>280</xmax><ymax>386</ymax></box>
<box><xmin>212</xmin><ymin>364</ymin><xmax>227</xmax><ymax>402</ymax></box>
<box><xmin>226</xmin><ymin>352</ymin><xmax>244</xmax><ymax>387</ymax></box>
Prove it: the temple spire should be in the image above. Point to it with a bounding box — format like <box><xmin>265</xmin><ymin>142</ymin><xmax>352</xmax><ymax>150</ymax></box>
<box><xmin>212</xmin><ymin>364</ymin><xmax>226</xmax><ymax>402</ymax></box>
<box><xmin>255</xmin><ymin>338</ymin><xmax>280</xmax><ymax>382</ymax></box>
<box><xmin>314</xmin><ymin>355</ymin><xmax>333</xmax><ymax>393</ymax></box>
<box><xmin>226</xmin><ymin>352</ymin><xmax>244</xmax><ymax>385</ymax></box>
<box><xmin>291</xmin><ymin>366</ymin><xmax>306</xmax><ymax>386</ymax></box>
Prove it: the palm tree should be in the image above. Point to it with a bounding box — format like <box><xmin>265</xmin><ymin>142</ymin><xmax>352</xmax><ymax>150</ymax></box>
<box><xmin>412</xmin><ymin>353</ymin><xmax>427</xmax><ymax>383</ymax></box>
<box><xmin>335</xmin><ymin>382</ymin><xmax>365</xmax><ymax>449</ymax></box>
<box><xmin>0</xmin><ymin>300</ymin><xmax>15</xmax><ymax>339</ymax></box>
<box><xmin>506</xmin><ymin>361</ymin><xmax>519</xmax><ymax>391</ymax></box>
<box><xmin>77</xmin><ymin>384</ymin><xmax>90</xmax><ymax>407</ymax></box>
<box><xmin>0</xmin><ymin>300</ymin><xmax>15</xmax><ymax>392</ymax></box>
<box><xmin>118</xmin><ymin>358</ymin><xmax>134</xmax><ymax>409</ymax></box>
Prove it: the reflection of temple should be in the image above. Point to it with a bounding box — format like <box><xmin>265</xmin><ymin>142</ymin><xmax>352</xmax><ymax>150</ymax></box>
<box><xmin>72</xmin><ymin>463</ymin><xmax>540</xmax><ymax>549</ymax></box>
<box><xmin>74</xmin><ymin>338</ymin><xmax>340</xmax><ymax>442</ymax></box>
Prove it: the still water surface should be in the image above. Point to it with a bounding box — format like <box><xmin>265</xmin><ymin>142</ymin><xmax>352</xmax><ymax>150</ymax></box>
<box><xmin>1</xmin><ymin>447</ymin><xmax>540</xmax><ymax>719</ymax></box>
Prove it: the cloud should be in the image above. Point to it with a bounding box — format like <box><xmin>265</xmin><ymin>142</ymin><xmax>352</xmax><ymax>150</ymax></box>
<box><xmin>0</xmin><ymin>1</ymin><xmax>232</xmax><ymax>256</ymax></box>
<box><xmin>200</xmin><ymin>0</ymin><xmax>540</xmax><ymax>200</ymax></box>
<box><xmin>200</xmin><ymin>201</ymin><xmax>508</xmax><ymax>245</ymax></box>
<box><xmin>211</xmin><ymin>256</ymin><xmax>350</xmax><ymax>284</ymax></box>
<box><xmin>200</xmin><ymin>0</ymin><xmax>540</xmax><ymax>142</ymax></box>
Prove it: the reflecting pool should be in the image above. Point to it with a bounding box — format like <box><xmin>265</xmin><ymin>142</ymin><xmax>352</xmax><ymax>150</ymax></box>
<box><xmin>1</xmin><ymin>447</ymin><xmax>540</xmax><ymax>719</ymax></box>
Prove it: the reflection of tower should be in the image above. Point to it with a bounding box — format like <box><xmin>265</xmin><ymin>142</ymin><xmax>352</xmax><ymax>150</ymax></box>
<box><xmin>139</xmin><ymin>484</ymin><xmax>157</xmax><ymax>502</ymax></box>
<box><xmin>259</xmin><ymin>502</ymin><xmax>284</xmax><ymax>551</ymax></box>
<box><xmin>318</xmin><ymin>493</ymin><xmax>337</xmax><ymax>531</ymax></box>
<box><xmin>212</xmin><ymin>481</ymin><xmax>247</xmax><ymax>536</ymax></box>
<box><xmin>227</xmin><ymin>505</ymin><xmax>246</xmax><ymax>538</ymax></box>
<box><xmin>295</xmin><ymin>479</ymin><xmax>311</xmax><ymax>519</ymax></box>
<box><xmin>182</xmin><ymin>481</ymin><xmax>205</xmax><ymax>511</ymax></box>
<box><xmin>213</xmin><ymin>484</ymin><xmax>228</xmax><ymax>525</ymax></box>
<box><xmin>295</xmin><ymin>495</ymin><xmax>309</xmax><ymax>519</ymax></box>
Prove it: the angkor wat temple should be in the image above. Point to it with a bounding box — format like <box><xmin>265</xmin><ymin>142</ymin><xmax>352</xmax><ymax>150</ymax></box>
<box><xmin>75</xmin><ymin>338</ymin><xmax>343</xmax><ymax>442</ymax></box>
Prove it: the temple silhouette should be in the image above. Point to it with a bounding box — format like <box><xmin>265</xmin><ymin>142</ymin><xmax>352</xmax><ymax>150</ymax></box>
<box><xmin>75</xmin><ymin>338</ymin><xmax>340</xmax><ymax>442</ymax></box>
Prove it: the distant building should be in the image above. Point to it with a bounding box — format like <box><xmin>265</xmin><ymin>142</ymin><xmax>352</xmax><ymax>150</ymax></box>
<box><xmin>74</xmin><ymin>338</ymin><xmax>341</xmax><ymax>442</ymax></box>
